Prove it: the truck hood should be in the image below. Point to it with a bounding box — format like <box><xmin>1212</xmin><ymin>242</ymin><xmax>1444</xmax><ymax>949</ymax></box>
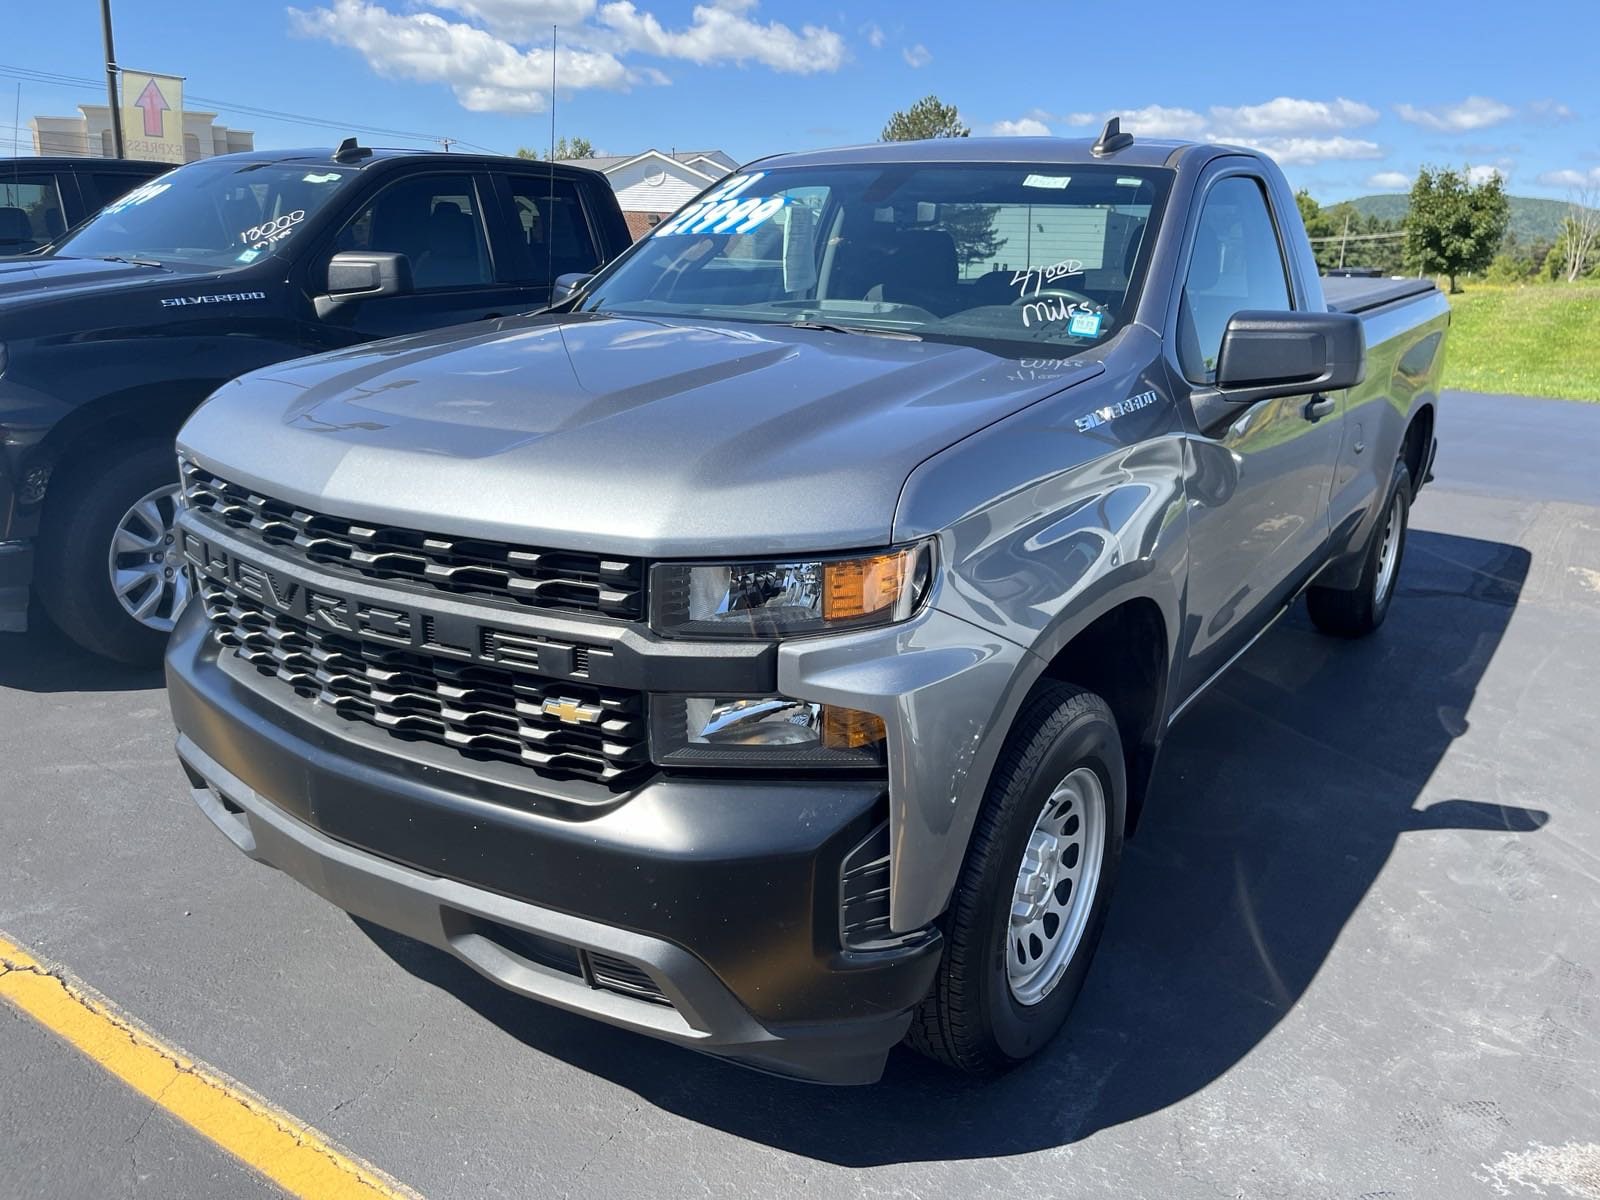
<box><xmin>0</xmin><ymin>254</ymin><xmax>185</xmax><ymax>305</ymax></box>
<box><xmin>179</xmin><ymin>313</ymin><xmax>1103</xmax><ymax>557</ymax></box>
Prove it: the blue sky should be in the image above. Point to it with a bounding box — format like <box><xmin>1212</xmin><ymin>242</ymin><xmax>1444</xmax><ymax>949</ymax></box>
<box><xmin>6</xmin><ymin>0</ymin><xmax>1596</xmax><ymax>201</ymax></box>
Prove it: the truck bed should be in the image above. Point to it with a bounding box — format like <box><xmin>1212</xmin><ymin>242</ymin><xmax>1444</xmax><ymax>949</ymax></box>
<box><xmin>1321</xmin><ymin>275</ymin><xmax>1438</xmax><ymax>315</ymax></box>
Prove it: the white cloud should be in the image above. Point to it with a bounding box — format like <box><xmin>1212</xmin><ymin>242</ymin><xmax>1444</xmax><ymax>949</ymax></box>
<box><xmin>1394</xmin><ymin>96</ymin><xmax>1515</xmax><ymax>132</ymax></box>
<box><xmin>288</xmin><ymin>0</ymin><xmax>630</xmax><ymax>111</ymax></box>
<box><xmin>1538</xmin><ymin>167</ymin><xmax>1600</xmax><ymax>188</ymax></box>
<box><xmin>901</xmin><ymin>43</ymin><xmax>931</xmax><ymax>68</ymax></box>
<box><xmin>1529</xmin><ymin>99</ymin><xmax>1577</xmax><ymax>123</ymax></box>
<box><xmin>1366</xmin><ymin>170</ymin><xmax>1411</xmax><ymax>190</ymax></box>
<box><xmin>1012</xmin><ymin>98</ymin><xmax>1383</xmax><ymax>165</ymax></box>
<box><xmin>430</xmin><ymin>0</ymin><xmax>598</xmax><ymax>40</ymax></box>
<box><xmin>288</xmin><ymin>0</ymin><xmax>847</xmax><ymax>113</ymax></box>
<box><xmin>1114</xmin><ymin>105</ymin><xmax>1208</xmax><ymax>138</ymax></box>
<box><xmin>1226</xmin><ymin>135</ymin><xmax>1383</xmax><ymax>165</ymax></box>
<box><xmin>861</xmin><ymin>22</ymin><xmax>884</xmax><ymax>49</ymax></box>
<box><xmin>598</xmin><ymin>1</ymin><xmax>846</xmax><ymax>73</ymax></box>
<box><xmin>1465</xmin><ymin>163</ymin><xmax>1506</xmax><ymax>186</ymax></box>
<box><xmin>991</xmin><ymin>117</ymin><xmax>1051</xmax><ymax>137</ymax></box>
<box><xmin>1210</xmin><ymin>96</ymin><xmax>1378</xmax><ymax>135</ymax></box>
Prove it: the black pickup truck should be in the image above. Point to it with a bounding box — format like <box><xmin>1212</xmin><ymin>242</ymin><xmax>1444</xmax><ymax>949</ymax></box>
<box><xmin>0</xmin><ymin>143</ymin><xmax>631</xmax><ymax>659</ymax></box>
<box><xmin>1</xmin><ymin>156</ymin><xmax>168</xmax><ymax>255</ymax></box>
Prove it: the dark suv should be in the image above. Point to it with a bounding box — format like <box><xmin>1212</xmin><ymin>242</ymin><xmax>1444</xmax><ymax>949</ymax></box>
<box><xmin>0</xmin><ymin>157</ymin><xmax>168</xmax><ymax>254</ymax></box>
<box><xmin>0</xmin><ymin>144</ymin><xmax>631</xmax><ymax>658</ymax></box>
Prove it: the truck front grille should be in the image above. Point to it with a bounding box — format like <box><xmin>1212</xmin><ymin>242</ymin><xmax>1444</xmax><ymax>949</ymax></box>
<box><xmin>200</xmin><ymin>580</ymin><xmax>650</xmax><ymax>788</ymax></box>
<box><xmin>181</xmin><ymin>462</ymin><xmax>644</xmax><ymax>620</ymax></box>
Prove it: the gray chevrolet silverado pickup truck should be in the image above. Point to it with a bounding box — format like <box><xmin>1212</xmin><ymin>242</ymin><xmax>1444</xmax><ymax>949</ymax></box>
<box><xmin>165</xmin><ymin>123</ymin><xmax>1447</xmax><ymax>1084</ymax></box>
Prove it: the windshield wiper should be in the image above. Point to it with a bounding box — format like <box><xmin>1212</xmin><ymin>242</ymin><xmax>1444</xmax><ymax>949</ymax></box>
<box><xmin>785</xmin><ymin>320</ymin><xmax>922</xmax><ymax>341</ymax></box>
<box><xmin>97</xmin><ymin>255</ymin><xmax>163</xmax><ymax>267</ymax></box>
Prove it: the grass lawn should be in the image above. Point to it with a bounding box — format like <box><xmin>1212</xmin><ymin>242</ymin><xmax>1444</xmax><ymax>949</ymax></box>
<box><xmin>1441</xmin><ymin>281</ymin><xmax>1600</xmax><ymax>401</ymax></box>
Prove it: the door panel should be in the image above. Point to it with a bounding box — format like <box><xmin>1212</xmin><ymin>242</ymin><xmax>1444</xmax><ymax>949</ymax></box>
<box><xmin>1176</xmin><ymin>174</ymin><xmax>1344</xmax><ymax>696</ymax></box>
<box><xmin>316</xmin><ymin>171</ymin><xmax>530</xmax><ymax>342</ymax></box>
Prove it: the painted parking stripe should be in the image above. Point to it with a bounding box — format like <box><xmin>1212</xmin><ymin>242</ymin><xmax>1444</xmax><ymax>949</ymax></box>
<box><xmin>0</xmin><ymin>932</ymin><xmax>421</xmax><ymax>1200</ymax></box>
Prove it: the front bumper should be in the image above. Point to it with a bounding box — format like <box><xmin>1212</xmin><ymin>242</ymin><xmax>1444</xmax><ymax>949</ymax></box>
<box><xmin>167</xmin><ymin>606</ymin><xmax>942</xmax><ymax>1083</ymax></box>
<box><xmin>0</xmin><ymin>539</ymin><xmax>32</xmax><ymax>633</ymax></box>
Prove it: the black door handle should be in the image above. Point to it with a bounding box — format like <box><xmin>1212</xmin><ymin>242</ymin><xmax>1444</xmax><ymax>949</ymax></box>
<box><xmin>1304</xmin><ymin>394</ymin><xmax>1336</xmax><ymax>421</ymax></box>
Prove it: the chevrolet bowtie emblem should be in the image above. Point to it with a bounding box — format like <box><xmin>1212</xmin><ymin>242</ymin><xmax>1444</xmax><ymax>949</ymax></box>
<box><xmin>542</xmin><ymin>697</ymin><xmax>603</xmax><ymax>725</ymax></box>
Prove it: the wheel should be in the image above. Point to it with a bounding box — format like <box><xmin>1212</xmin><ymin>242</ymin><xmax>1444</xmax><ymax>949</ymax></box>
<box><xmin>908</xmin><ymin>682</ymin><xmax>1126</xmax><ymax>1073</ymax></box>
<box><xmin>35</xmin><ymin>440</ymin><xmax>188</xmax><ymax>665</ymax></box>
<box><xmin>1307</xmin><ymin>458</ymin><xmax>1412</xmax><ymax>639</ymax></box>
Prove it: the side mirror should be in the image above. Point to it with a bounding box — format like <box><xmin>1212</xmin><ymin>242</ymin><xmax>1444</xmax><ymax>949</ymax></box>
<box><xmin>313</xmin><ymin>251</ymin><xmax>413</xmax><ymax>318</ymax></box>
<box><xmin>1214</xmin><ymin>309</ymin><xmax>1366</xmax><ymax>400</ymax></box>
<box><xmin>551</xmin><ymin>271</ymin><xmax>592</xmax><ymax>305</ymax></box>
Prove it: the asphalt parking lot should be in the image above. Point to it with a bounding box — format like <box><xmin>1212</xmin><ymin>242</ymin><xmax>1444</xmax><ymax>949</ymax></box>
<box><xmin>3</xmin><ymin>389</ymin><xmax>1598</xmax><ymax>1200</ymax></box>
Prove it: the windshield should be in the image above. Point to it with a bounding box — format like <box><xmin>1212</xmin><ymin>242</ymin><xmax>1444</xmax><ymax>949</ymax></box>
<box><xmin>53</xmin><ymin>159</ymin><xmax>359</xmax><ymax>268</ymax></box>
<box><xmin>580</xmin><ymin>161</ymin><xmax>1171</xmax><ymax>353</ymax></box>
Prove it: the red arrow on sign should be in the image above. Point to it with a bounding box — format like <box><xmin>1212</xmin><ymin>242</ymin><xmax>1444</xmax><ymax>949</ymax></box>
<box><xmin>133</xmin><ymin>79</ymin><xmax>170</xmax><ymax>138</ymax></box>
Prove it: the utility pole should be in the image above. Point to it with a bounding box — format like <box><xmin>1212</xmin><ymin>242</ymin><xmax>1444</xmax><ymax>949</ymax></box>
<box><xmin>99</xmin><ymin>0</ymin><xmax>124</xmax><ymax>158</ymax></box>
<box><xmin>1338</xmin><ymin>212</ymin><xmax>1350</xmax><ymax>269</ymax></box>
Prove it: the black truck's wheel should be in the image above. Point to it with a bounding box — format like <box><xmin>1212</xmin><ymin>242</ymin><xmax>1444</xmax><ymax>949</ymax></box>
<box><xmin>908</xmin><ymin>682</ymin><xmax>1125</xmax><ymax>1074</ymax></box>
<box><xmin>1307</xmin><ymin>458</ymin><xmax>1412</xmax><ymax>639</ymax></box>
<box><xmin>36</xmin><ymin>440</ymin><xmax>187</xmax><ymax>665</ymax></box>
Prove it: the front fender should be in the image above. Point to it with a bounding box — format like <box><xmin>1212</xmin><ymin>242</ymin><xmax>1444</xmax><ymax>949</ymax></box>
<box><xmin>783</xmin><ymin>415</ymin><xmax>1190</xmax><ymax>931</ymax></box>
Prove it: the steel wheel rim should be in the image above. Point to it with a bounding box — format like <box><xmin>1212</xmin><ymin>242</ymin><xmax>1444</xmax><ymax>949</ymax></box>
<box><xmin>1007</xmin><ymin>765</ymin><xmax>1106</xmax><ymax>1006</ymax></box>
<box><xmin>107</xmin><ymin>483</ymin><xmax>188</xmax><ymax>632</ymax></box>
<box><xmin>1374</xmin><ymin>490</ymin><xmax>1404</xmax><ymax>607</ymax></box>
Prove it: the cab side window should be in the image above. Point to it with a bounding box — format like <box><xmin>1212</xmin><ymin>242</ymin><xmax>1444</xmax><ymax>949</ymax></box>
<box><xmin>505</xmin><ymin>176</ymin><xmax>601</xmax><ymax>284</ymax></box>
<box><xmin>1178</xmin><ymin>176</ymin><xmax>1292</xmax><ymax>382</ymax></box>
<box><xmin>334</xmin><ymin>174</ymin><xmax>493</xmax><ymax>290</ymax></box>
<box><xmin>0</xmin><ymin>176</ymin><xmax>67</xmax><ymax>251</ymax></box>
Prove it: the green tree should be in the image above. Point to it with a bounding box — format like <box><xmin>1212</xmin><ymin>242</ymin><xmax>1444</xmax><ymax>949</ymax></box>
<box><xmin>516</xmin><ymin>136</ymin><xmax>595</xmax><ymax>160</ymax></box>
<box><xmin>1403</xmin><ymin>166</ymin><xmax>1510</xmax><ymax>293</ymax></box>
<box><xmin>938</xmin><ymin>205</ymin><xmax>1005</xmax><ymax>270</ymax></box>
<box><xmin>881</xmin><ymin>95</ymin><xmax>969</xmax><ymax>141</ymax></box>
<box><xmin>1295</xmin><ymin>190</ymin><xmax>1404</xmax><ymax>274</ymax></box>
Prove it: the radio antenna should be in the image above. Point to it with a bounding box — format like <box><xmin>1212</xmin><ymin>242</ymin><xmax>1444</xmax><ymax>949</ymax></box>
<box><xmin>547</xmin><ymin>23</ymin><xmax>556</xmax><ymax>292</ymax></box>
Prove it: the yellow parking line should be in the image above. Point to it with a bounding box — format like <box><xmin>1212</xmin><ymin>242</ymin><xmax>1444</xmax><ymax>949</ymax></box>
<box><xmin>0</xmin><ymin>932</ymin><xmax>421</xmax><ymax>1200</ymax></box>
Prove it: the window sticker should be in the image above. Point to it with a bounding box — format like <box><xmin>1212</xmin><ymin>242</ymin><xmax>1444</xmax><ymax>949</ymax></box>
<box><xmin>1023</xmin><ymin>174</ymin><xmax>1072</xmax><ymax>189</ymax></box>
<box><xmin>303</xmin><ymin>172</ymin><xmax>342</xmax><ymax>184</ymax></box>
<box><xmin>651</xmin><ymin>173</ymin><xmax>774</xmax><ymax>238</ymax></box>
<box><xmin>782</xmin><ymin>203</ymin><xmax>817</xmax><ymax>294</ymax></box>
<box><xmin>236</xmin><ymin>248</ymin><xmax>262</xmax><ymax>264</ymax></box>
<box><xmin>1068</xmin><ymin>310</ymin><xmax>1104</xmax><ymax>338</ymax></box>
<box><xmin>101</xmin><ymin>180</ymin><xmax>171</xmax><ymax>215</ymax></box>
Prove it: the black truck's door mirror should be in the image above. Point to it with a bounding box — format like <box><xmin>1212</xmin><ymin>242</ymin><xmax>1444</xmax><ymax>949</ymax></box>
<box><xmin>551</xmin><ymin>272</ymin><xmax>592</xmax><ymax>305</ymax></box>
<box><xmin>314</xmin><ymin>251</ymin><xmax>413</xmax><ymax>318</ymax></box>
<box><xmin>1214</xmin><ymin>310</ymin><xmax>1366</xmax><ymax>400</ymax></box>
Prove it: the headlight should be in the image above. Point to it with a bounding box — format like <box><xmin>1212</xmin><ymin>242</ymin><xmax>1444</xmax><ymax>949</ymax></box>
<box><xmin>650</xmin><ymin>541</ymin><xmax>934</xmax><ymax>639</ymax></box>
<box><xmin>650</xmin><ymin>695</ymin><xmax>886</xmax><ymax>768</ymax></box>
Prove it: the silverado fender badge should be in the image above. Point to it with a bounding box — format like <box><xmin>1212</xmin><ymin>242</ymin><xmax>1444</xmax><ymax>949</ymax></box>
<box><xmin>1076</xmin><ymin>389</ymin><xmax>1159</xmax><ymax>433</ymax></box>
<box><xmin>161</xmin><ymin>291</ymin><xmax>268</xmax><ymax>307</ymax></box>
<box><xmin>543</xmin><ymin>697</ymin><xmax>604</xmax><ymax>725</ymax></box>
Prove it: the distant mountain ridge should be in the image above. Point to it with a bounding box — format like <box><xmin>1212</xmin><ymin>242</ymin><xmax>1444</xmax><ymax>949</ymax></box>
<box><xmin>1342</xmin><ymin>193</ymin><xmax>1583</xmax><ymax>246</ymax></box>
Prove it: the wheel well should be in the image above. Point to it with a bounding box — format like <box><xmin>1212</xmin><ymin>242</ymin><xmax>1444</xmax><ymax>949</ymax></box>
<box><xmin>1038</xmin><ymin>598</ymin><xmax>1168</xmax><ymax>836</ymax></box>
<box><xmin>1402</xmin><ymin>404</ymin><xmax>1434</xmax><ymax>489</ymax></box>
<box><xmin>36</xmin><ymin>387</ymin><xmax>201</xmax><ymax>506</ymax></box>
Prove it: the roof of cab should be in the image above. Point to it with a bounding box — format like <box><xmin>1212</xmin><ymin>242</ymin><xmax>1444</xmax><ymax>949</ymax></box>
<box><xmin>749</xmin><ymin>136</ymin><xmax>1249</xmax><ymax>172</ymax></box>
<box><xmin>186</xmin><ymin>146</ymin><xmax>600</xmax><ymax>172</ymax></box>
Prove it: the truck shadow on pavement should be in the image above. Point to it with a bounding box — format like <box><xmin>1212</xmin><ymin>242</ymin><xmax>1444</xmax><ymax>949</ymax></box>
<box><xmin>0</xmin><ymin>622</ymin><xmax>163</xmax><ymax>694</ymax></box>
<box><xmin>360</xmin><ymin>527</ymin><xmax>1548</xmax><ymax>1166</ymax></box>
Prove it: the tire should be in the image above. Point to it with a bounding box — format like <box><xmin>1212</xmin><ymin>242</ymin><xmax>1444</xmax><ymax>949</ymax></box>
<box><xmin>908</xmin><ymin>682</ymin><xmax>1126</xmax><ymax>1074</ymax></box>
<box><xmin>35</xmin><ymin>439</ymin><xmax>187</xmax><ymax>665</ymax></box>
<box><xmin>1306</xmin><ymin>458</ymin><xmax>1412</xmax><ymax>639</ymax></box>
